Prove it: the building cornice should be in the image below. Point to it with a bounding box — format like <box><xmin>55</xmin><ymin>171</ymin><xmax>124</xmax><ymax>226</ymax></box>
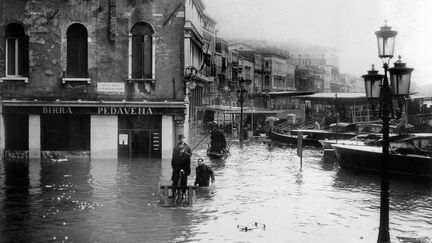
<box><xmin>2</xmin><ymin>100</ymin><xmax>187</xmax><ymax>109</ymax></box>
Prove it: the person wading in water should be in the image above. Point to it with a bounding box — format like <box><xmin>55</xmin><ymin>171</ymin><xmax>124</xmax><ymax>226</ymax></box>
<box><xmin>171</xmin><ymin>134</ymin><xmax>191</xmax><ymax>198</ymax></box>
<box><xmin>194</xmin><ymin>158</ymin><xmax>215</xmax><ymax>187</ymax></box>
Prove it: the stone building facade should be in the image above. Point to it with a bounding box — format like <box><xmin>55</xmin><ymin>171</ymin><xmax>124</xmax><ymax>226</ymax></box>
<box><xmin>0</xmin><ymin>0</ymin><xmax>210</xmax><ymax>160</ymax></box>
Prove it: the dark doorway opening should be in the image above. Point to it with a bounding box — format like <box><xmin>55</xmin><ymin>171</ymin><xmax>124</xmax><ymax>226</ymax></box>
<box><xmin>41</xmin><ymin>115</ymin><xmax>90</xmax><ymax>151</ymax></box>
<box><xmin>118</xmin><ymin>116</ymin><xmax>161</xmax><ymax>159</ymax></box>
<box><xmin>4</xmin><ymin>113</ymin><xmax>29</xmax><ymax>150</ymax></box>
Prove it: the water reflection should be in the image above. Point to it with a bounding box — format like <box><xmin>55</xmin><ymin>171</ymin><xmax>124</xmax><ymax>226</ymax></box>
<box><xmin>0</xmin><ymin>135</ymin><xmax>431</xmax><ymax>242</ymax></box>
<box><xmin>1</xmin><ymin>160</ymin><xmax>31</xmax><ymax>243</ymax></box>
<box><xmin>37</xmin><ymin>159</ymin><xmax>94</xmax><ymax>242</ymax></box>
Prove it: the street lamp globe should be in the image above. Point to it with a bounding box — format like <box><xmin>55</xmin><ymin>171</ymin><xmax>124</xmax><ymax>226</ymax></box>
<box><xmin>362</xmin><ymin>64</ymin><xmax>384</xmax><ymax>99</ymax></box>
<box><xmin>388</xmin><ymin>56</ymin><xmax>414</xmax><ymax>96</ymax></box>
<box><xmin>238</xmin><ymin>77</ymin><xmax>246</xmax><ymax>90</ymax></box>
<box><xmin>375</xmin><ymin>21</ymin><xmax>398</xmax><ymax>62</ymax></box>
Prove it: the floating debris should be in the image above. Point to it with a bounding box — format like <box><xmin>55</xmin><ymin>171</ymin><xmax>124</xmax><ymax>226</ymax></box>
<box><xmin>397</xmin><ymin>236</ymin><xmax>431</xmax><ymax>243</ymax></box>
<box><xmin>237</xmin><ymin>222</ymin><xmax>266</xmax><ymax>232</ymax></box>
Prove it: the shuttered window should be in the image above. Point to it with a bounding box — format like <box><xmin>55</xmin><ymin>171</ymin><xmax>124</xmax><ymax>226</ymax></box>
<box><xmin>131</xmin><ymin>23</ymin><xmax>153</xmax><ymax>79</ymax></box>
<box><xmin>5</xmin><ymin>23</ymin><xmax>29</xmax><ymax>77</ymax></box>
<box><xmin>66</xmin><ymin>24</ymin><xmax>88</xmax><ymax>78</ymax></box>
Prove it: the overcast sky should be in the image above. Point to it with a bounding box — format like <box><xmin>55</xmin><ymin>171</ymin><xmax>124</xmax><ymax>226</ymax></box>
<box><xmin>202</xmin><ymin>0</ymin><xmax>432</xmax><ymax>92</ymax></box>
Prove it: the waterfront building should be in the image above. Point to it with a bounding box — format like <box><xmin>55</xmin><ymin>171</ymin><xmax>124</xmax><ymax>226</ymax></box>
<box><xmin>214</xmin><ymin>37</ymin><xmax>230</xmax><ymax>106</ymax></box>
<box><xmin>184</xmin><ymin>0</ymin><xmax>215</xmax><ymax>129</ymax></box>
<box><xmin>201</xmin><ymin>14</ymin><xmax>217</xmax><ymax>108</ymax></box>
<box><xmin>0</xmin><ymin>0</ymin><xmax>214</xmax><ymax>160</ymax></box>
<box><xmin>290</xmin><ymin>50</ymin><xmax>340</xmax><ymax>93</ymax></box>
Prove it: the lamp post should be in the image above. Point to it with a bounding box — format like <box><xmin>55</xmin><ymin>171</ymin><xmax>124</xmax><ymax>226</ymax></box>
<box><xmin>237</xmin><ymin>78</ymin><xmax>247</xmax><ymax>147</ymax></box>
<box><xmin>185</xmin><ymin>66</ymin><xmax>197</xmax><ymax>122</ymax></box>
<box><xmin>362</xmin><ymin>22</ymin><xmax>413</xmax><ymax>243</ymax></box>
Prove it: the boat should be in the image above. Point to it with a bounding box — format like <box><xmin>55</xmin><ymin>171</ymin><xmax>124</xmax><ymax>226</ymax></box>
<box><xmin>206</xmin><ymin>147</ymin><xmax>229</xmax><ymax>159</ymax></box>
<box><xmin>319</xmin><ymin>123</ymin><xmax>397</xmax><ymax>149</ymax></box>
<box><xmin>268</xmin><ymin>130</ymin><xmax>322</xmax><ymax>147</ymax></box>
<box><xmin>269</xmin><ymin>125</ymin><xmax>357</xmax><ymax>147</ymax></box>
<box><xmin>319</xmin><ymin>134</ymin><xmax>369</xmax><ymax>149</ymax></box>
<box><xmin>332</xmin><ymin>134</ymin><xmax>432</xmax><ymax>177</ymax></box>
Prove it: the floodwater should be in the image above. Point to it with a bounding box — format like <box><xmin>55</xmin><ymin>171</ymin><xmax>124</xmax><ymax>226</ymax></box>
<box><xmin>1</xmin><ymin>132</ymin><xmax>432</xmax><ymax>242</ymax></box>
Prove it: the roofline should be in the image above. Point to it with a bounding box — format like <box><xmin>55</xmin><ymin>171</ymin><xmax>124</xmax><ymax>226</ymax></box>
<box><xmin>193</xmin><ymin>0</ymin><xmax>205</xmax><ymax>13</ymax></box>
<box><xmin>203</xmin><ymin>13</ymin><xmax>216</xmax><ymax>24</ymax></box>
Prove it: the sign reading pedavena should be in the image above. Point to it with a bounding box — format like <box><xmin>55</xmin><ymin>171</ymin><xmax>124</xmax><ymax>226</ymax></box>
<box><xmin>42</xmin><ymin>106</ymin><xmax>153</xmax><ymax>115</ymax></box>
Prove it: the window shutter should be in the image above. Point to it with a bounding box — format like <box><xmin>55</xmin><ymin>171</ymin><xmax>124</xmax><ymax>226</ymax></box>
<box><xmin>143</xmin><ymin>35</ymin><xmax>152</xmax><ymax>79</ymax></box>
<box><xmin>18</xmin><ymin>36</ymin><xmax>29</xmax><ymax>77</ymax></box>
<box><xmin>7</xmin><ymin>38</ymin><xmax>16</xmax><ymax>75</ymax></box>
<box><xmin>132</xmin><ymin>35</ymin><xmax>143</xmax><ymax>79</ymax></box>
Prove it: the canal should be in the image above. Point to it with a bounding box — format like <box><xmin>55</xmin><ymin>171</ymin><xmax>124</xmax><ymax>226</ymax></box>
<box><xmin>0</xmin><ymin>130</ymin><xmax>431</xmax><ymax>242</ymax></box>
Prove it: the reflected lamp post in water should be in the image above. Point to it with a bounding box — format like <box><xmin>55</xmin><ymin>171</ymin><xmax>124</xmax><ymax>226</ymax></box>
<box><xmin>237</xmin><ymin>78</ymin><xmax>247</xmax><ymax>147</ymax></box>
<box><xmin>362</xmin><ymin>22</ymin><xmax>413</xmax><ymax>243</ymax></box>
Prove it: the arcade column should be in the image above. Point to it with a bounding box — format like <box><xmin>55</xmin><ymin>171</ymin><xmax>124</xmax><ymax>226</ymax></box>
<box><xmin>161</xmin><ymin>115</ymin><xmax>174</xmax><ymax>159</ymax></box>
<box><xmin>29</xmin><ymin>114</ymin><xmax>41</xmax><ymax>159</ymax></box>
<box><xmin>91</xmin><ymin>115</ymin><xmax>118</xmax><ymax>159</ymax></box>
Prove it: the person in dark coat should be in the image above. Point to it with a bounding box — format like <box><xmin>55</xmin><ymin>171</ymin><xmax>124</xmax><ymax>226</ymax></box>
<box><xmin>171</xmin><ymin>134</ymin><xmax>191</xmax><ymax>196</ymax></box>
<box><xmin>209</xmin><ymin>123</ymin><xmax>226</xmax><ymax>153</ymax></box>
<box><xmin>194</xmin><ymin>158</ymin><xmax>215</xmax><ymax>187</ymax></box>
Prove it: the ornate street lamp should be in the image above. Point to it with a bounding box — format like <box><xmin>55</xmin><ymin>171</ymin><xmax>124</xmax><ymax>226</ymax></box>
<box><xmin>237</xmin><ymin>78</ymin><xmax>247</xmax><ymax>147</ymax></box>
<box><xmin>363</xmin><ymin>22</ymin><xmax>413</xmax><ymax>243</ymax></box>
<box><xmin>185</xmin><ymin>66</ymin><xmax>197</xmax><ymax>96</ymax></box>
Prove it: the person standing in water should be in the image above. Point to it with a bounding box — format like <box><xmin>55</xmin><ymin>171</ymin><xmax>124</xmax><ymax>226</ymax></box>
<box><xmin>171</xmin><ymin>134</ymin><xmax>191</xmax><ymax>196</ymax></box>
<box><xmin>194</xmin><ymin>158</ymin><xmax>215</xmax><ymax>187</ymax></box>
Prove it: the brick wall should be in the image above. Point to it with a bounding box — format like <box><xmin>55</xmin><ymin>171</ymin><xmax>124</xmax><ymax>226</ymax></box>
<box><xmin>0</xmin><ymin>0</ymin><xmax>186</xmax><ymax>101</ymax></box>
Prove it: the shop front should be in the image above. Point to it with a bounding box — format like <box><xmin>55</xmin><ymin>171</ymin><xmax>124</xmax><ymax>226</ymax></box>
<box><xmin>0</xmin><ymin>101</ymin><xmax>186</xmax><ymax>160</ymax></box>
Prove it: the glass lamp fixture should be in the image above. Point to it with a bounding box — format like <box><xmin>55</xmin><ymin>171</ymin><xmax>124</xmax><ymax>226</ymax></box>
<box><xmin>375</xmin><ymin>21</ymin><xmax>398</xmax><ymax>62</ymax></box>
<box><xmin>362</xmin><ymin>64</ymin><xmax>384</xmax><ymax>99</ymax></box>
<box><xmin>388</xmin><ymin>56</ymin><xmax>414</xmax><ymax>96</ymax></box>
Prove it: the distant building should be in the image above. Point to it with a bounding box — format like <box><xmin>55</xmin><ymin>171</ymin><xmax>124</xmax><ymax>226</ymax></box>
<box><xmin>263</xmin><ymin>54</ymin><xmax>289</xmax><ymax>92</ymax></box>
<box><xmin>290</xmin><ymin>50</ymin><xmax>340</xmax><ymax>92</ymax></box>
<box><xmin>201</xmin><ymin>14</ymin><xmax>217</xmax><ymax>108</ymax></box>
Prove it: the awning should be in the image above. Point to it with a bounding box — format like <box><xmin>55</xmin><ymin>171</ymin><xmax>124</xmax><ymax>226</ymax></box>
<box><xmin>196</xmin><ymin>105</ymin><xmax>283</xmax><ymax>114</ymax></box>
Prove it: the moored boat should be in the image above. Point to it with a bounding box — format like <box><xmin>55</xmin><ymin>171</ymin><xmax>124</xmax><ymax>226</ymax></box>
<box><xmin>332</xmin><ymin>134</ymin><xmax>432</xmax><ymax>177</ymax></box>
<box><xmin>269</xmin><ymin>128</ymin><xmax>356</xmax><ymax>147</ymax></box>
<box><xmin>268</xmin><ymin>131</ymin><xmax>322</xmax><ymax>147</ymax></box>
<box><xmin>318</xmin><ymin>123</ymin><xmax>398</xmax><ymax>149</ymax></box>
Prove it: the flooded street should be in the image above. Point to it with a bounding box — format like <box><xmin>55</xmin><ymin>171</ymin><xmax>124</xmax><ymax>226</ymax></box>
<box><xmin>1</xmin><ymin>131</ymin><xmax>432</xmax><ymax>242</ymax></box>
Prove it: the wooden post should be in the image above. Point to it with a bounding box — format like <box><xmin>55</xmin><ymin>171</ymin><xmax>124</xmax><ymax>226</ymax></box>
<box><xmin>297</xmin><ymin>132</ymin><xmax>303</xmax><ymax>171</ymax></box>
<box><xmin>188</xmin><ymin>187</ymin><xmax>194</xmax><ymax>204</ymax></box>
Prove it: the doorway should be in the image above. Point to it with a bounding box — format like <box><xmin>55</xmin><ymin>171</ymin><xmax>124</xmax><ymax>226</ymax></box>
<box><xmin>118</xmin><ymin>129</ymin><xmax>161</xmax><ymax>159</ymax></box>
<box><xmin>118</xmin><ymin>115</ymin><xmax>162</xmax><ymax>159</ymax></box>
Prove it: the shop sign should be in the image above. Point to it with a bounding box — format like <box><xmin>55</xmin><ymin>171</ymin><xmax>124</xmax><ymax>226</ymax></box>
<box><xmin>97</xmin><ymin>107</ymin><xmax>153</xmax><ymax>115</ymax></box>
<box><xmin>43</xmin><ymin>106</ymin><xmax>73</xmax><ymax>114</ymax></box>
<box><xmin>97</xmin><ymin>82</ymin><xmax>125</xmax><ymax>93</ymax></box>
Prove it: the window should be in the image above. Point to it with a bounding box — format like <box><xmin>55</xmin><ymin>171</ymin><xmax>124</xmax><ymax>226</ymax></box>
<box><xmin>66</xmin><ymin>24</ymin><xmax>88</xmax><ymax>78</ymax></box>
<box><xmin>265</xmin><ymin>61</ymin><xmax>270</xmax><ymax>68</ymax></box>
<box><xmin>264</xmin><ymin>75</ymin><xmax>270</xmax><ymax>87</ymax></box>
<box><xmin>5</xmin><ymin>23</ymin><xmax>29</xmax><ymax>77</ymax></box>
<box><xmin>130</xmin><ymin>22</ymin><xmax>154</xmax><ymax>80</ymax></box>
